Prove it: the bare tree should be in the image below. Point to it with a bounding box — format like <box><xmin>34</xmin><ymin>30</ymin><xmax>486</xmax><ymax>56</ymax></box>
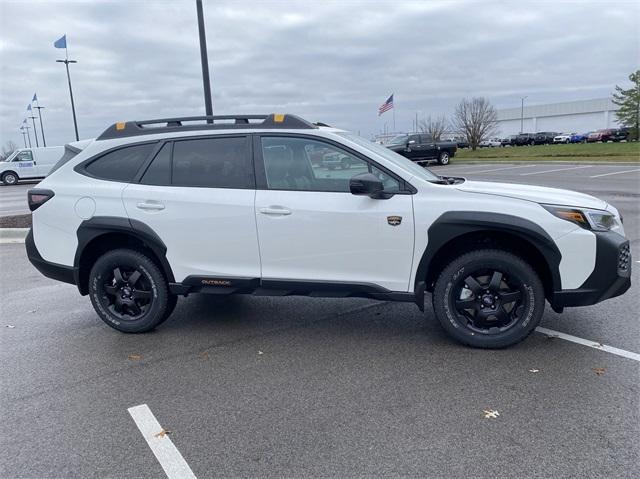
<box><xmin>0</xmin><ymin>141</ymin><xmax>18</xmax><ymax>161</ymax></box>
<box><xmin>418</xmin><ymin>115</ymin><xmax>448</xmax><ymax>141</ymax></box>
<box><xmin>451</xmin><ymin>97</ymin><xmax>498</xmax><ymax>150</ymax></box>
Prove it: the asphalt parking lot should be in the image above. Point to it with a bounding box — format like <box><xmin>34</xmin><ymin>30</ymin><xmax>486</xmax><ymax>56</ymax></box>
<box><xmin>1</xmin><ymin>162</ymin><xmax>639</xmax><ymax>478</ymax></box>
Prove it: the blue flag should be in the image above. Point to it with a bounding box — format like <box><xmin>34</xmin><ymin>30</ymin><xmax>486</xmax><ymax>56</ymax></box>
<box><xmin>27</xmin><ymin>104</ymin><xmax>32</xmax><ymax>111</ymax></box>
<box><xmin>54</xmin><ymin>35</ymin><xmax>67</xmax><ymax>49</ymax></box>
<box><xmin>32</xmin><ymin>93</ymin><xmax>38</xmax><ymax>102</ymax></box>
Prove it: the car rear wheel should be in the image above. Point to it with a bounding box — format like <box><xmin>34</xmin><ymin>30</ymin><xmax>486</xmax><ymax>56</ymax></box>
<box><xmin>1</xmin><ymin>171</ymin><xmax>18</xmax><ymax>185</ymax></box>
<box><xmin>438</xmin><ymin>152</ymin><xmax>450</xmax><ymax>165</ymax></box>
<box><xmin>432</xmin><ymin>249</ymin><xmax>544</xmax><ymax>348</ymax></box>
<box><xmin>89</xmin><ymin>249</ymin><xmax>171</xmax><ymax>333</ymax></box>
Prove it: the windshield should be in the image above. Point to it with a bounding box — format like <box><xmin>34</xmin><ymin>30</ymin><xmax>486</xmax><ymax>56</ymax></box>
<box><xmin>337</xmin><ymin>132</ymin><xmax>440</xmax><ymax>182</ymax></box>
<box><xmin>4</xmin><ymin>151</ymin><xmax>19</xmax><ymax>162</ymax></box>
<box><xmin>387</xmin><ymin>135</ymin><xmax>408</xmax><ymax>146</ymax></box>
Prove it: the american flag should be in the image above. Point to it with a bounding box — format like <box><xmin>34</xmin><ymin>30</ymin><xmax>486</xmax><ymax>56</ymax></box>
<box><xmin>378</xmin><ymin>94</ymin><xmax>394</xmax><ymax>116</ymax></box>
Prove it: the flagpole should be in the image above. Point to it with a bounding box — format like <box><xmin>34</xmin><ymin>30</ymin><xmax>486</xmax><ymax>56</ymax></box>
<box><xmin>393</xmin><ymin>107</ymin><xmax>396</xmax><ymax>133</ymax></box>
<box><xmin>29</xmin><ymin>112</ymin><xmax>40</xmax><ymax>148</ymax></box>
<box><xmin>56</xmin><ymin>36</ymin><xmax>80</xmax><ymax>141</ymax></box>
<box><xmin>20</xmin><ymin>129</ymin><xmax>27</xmax><ymax>148</ymax></box>
<box><xmin>34</xmin><ymin>103</ymin><xmax>47</xmax><ymax>147</ymax></box>
<box><xmin>23</xmin><ymin>124</ymin><xmax>32</xmax><ymax>148</ymax></box>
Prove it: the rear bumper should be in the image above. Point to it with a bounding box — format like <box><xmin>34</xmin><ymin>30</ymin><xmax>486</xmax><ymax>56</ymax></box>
<box><xmin>25</xmin><ymin>228</ymin><xmax>77</xmax><ymax>286</ymax></box>
<box><xmin>552</xmin><ymin>231</ymin><xmax>631</xmax><ymax>308</ymax></box>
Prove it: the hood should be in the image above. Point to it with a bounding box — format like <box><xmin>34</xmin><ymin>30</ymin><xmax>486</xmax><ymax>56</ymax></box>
<box><xmin>455</xmin><ymin>180</ymin><xmax>608</xmax><ymax>210</ymax></box>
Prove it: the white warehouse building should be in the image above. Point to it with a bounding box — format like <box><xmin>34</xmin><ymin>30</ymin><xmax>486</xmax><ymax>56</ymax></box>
<box><xmin>496</xmin><ymin>98</ymin><xmax>621</xmax><ymax>136</ymax></box>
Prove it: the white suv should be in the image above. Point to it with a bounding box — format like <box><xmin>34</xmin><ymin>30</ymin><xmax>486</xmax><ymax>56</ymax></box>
<box><xmin>26</xmin><ymin>114</ymin><xmax>631</xmax><ymax>348</ymax></box>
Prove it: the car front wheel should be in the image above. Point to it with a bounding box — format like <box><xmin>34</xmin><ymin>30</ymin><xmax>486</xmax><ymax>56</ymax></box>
<box><xmin>89</xmin><ymin>249</ymin><xmax>171</xmax><ymax>333</ymax></box>
<box><xmin>432</xmin><ymin>249</ymin><xmax>544</xmax><ymax>348</ymax></box>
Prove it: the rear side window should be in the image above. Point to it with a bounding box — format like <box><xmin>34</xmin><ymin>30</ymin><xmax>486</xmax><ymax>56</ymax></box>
<box><xmin>140</xmin><ymin>143</ymin><xmax>171</xmax><ymax>185</ymax></box>
<box><xmin>85</xmin><ymin>143</ymin><xmax>154</xmax><ymax>182</ymax></box>
<box><xmin>171</xmin><ymin>137</ymin><xmax>252</xmax><ymax>188</ymax></box>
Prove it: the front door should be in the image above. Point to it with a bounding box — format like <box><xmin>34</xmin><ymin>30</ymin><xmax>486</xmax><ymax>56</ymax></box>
<box><xmin>122</xmin><ymin>136</ymin><xmax>261</xmax><ymax>283</ymax></box>
<box><xmin>254</xmin><ymin>135</ymin><xmax>415</xmax><ymax>292</ymax></box>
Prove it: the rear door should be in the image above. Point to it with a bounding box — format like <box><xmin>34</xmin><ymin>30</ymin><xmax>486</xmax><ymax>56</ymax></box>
<box><xmin>122</xmin><ymin>135</ymin><xmax>261</xmax><ymax>283</ymax></box>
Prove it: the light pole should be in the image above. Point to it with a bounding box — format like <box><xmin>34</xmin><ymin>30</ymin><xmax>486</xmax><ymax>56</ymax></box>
<box><xmin>57</xmin><ymin>58</ymin><xmax>79</xmax><ymax>141</ymax></box>
<box><xmin>520</xmin><ymin>96</ymin><xmax>528</xmax><ymax>133</ymax></box>
<box><xmin>27</xmin><ymin>105</ymin><xmax>39</xmax><ymax>147</ymax></box>
<box><xmin>196</xmin><ymin>0</ymin><xmax>213</xmax><ymax>121</ymax></box>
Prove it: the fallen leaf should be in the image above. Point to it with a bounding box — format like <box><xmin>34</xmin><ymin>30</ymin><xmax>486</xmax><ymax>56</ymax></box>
<box><xmin>27</xmin><ymin>309</ymin><xmax>36</xmax><ymax>314</ymax></box>
<box><xmin>483</xmin><ymin>410</ymin><xmax>500</xmax><ymax>419</ymax></box>
<box><xmin>593</xmin><ymin>367</ymin><xmax>606</xmax><ymax>376</ymax></box>
<box><xmin>154</xmin><ymin>429</ymin><xmax>171</xmax><ymax>438</ymax></box>
<box><xmin>529</xmin><ymin>369</ymin><xmax>540</xmax><ymax>373</ymax></box>
<box><xmin>6</xmin><ymin>325</ymin><xmax>15</xmax><ymax>329</ymax></box>
<box><xmin>128</xmin><ymin>354</ymin><xmax>142</xmax><ymax>361</ymax></box>
<box><xmin>545</xmin><ymin>334</ymin><xmax>558</xmax><ymax>340</ymax></box>
<box><xmin>592</xmin><ymin>342</ymin><xmax>604</xmax><ymax>349</ymax></box>
<box><xmin>199</xmin><ymin>352</ymin><xmax>209</xmax><ymax>360</ymax></box>
<box><xmin>257</xmin><ymin>351</ymin><xmax>264</xmax><ymax>355</ymax></box>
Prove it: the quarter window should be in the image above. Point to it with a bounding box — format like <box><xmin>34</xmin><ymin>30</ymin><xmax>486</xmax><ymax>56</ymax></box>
<box><xmin>85</xmin><ymin>143</ymin><xmax>154</xmax><ymax>182</ymax></box>
<box><xmin>140</xmin><ymin>143</ymin><xmax>171</xmax><ymax>186</ymax></box>
<box><xmin>171</xmin><ymin>137</ymin><xmax>252</xmax><ymax>189</ymax></box>
<box><xmin>261</xmin><ymin>137</ymin><xmax>400</xmax><ymax>193</ymax></box>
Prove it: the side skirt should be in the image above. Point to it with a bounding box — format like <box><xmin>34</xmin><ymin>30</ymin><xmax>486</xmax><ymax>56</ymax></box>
<box><xmin>169</xmin><ymin>276</ymin><xmax>418</xmax><ymax>304</ymax></box>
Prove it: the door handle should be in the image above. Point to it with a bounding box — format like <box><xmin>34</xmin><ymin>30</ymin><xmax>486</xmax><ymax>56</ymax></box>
<box><xmin>137</xmin><ymin>201</ymin><xmax>165</xmax><ymax>211</ymax></box>
<box><xmin>259</xmin><ymin>206</ymin><xmax>291</xmax><ymax>216</ymax></box>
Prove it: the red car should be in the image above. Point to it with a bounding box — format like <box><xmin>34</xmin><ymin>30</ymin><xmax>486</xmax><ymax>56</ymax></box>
<box><xmin>587</xmin><ymin>129</ymin><xmax>615</xmax><ymax>143</ymax></box>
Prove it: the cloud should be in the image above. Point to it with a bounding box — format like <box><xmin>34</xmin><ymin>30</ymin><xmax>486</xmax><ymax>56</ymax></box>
<box><xmin>0</xmin><ymin>0</ymin><xmax>638</xmax><ymax>147</ymax></box>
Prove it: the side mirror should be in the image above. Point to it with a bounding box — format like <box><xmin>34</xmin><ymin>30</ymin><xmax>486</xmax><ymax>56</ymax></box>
<box><xmin>349</xmin><ymin>173</ymin><xmax>384</xmax><ymax>198</ymax></box>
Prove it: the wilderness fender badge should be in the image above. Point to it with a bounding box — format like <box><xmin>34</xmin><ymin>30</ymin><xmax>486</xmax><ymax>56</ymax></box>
<box><xmin>387</xmin><ymin>216</ymin><xmax>402</xmax><ymax>226</ymax></box>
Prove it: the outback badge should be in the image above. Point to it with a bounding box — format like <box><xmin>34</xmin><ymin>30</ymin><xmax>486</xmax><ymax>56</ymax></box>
<box><xmin>387</xmin><ymin>216</ymin><xmax>402</xmax><ymax>226</ymax></box>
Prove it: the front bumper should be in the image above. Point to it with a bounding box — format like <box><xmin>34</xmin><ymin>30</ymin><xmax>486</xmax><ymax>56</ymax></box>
<box><xmin>25</xmin><ymin>228</ymin><xmax>77</xmax><ymax>286</ymax></box>
<box><xmin>552</xmin><ymin>231</ymin><xmax>631</xmax><ymax>308</ymax></box>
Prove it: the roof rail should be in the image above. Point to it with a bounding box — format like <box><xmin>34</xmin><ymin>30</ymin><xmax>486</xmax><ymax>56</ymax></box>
<box><xmin>96</xmin><ymin>113</ymin><xmax>318</xmax><ymax>141</ymax></box>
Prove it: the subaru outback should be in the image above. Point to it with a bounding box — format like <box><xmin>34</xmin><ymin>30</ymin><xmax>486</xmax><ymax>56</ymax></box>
<box><xmin>26</xmin><ymin>114</ymin><xmax>631</xmax><ymax>348</ymax></box>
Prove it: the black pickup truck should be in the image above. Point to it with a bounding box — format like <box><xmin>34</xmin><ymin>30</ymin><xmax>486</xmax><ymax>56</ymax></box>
<box><xmin>386</xmin><ymin>134</ymin><xmax>457</xmax><ymax>165</ymax></box>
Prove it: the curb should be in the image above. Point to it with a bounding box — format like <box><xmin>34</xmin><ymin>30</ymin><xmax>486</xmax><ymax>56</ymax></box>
<box><xmin>0</xmin><ymin>228</ymin><xmax>29</xmax><ymax>244</ymax></box>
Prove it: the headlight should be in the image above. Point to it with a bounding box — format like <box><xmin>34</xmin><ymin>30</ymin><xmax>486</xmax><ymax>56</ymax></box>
<box><xmin>542</xmin><ymin>205</ymin><xmax>618</xmax><ymax>232</ymax></box>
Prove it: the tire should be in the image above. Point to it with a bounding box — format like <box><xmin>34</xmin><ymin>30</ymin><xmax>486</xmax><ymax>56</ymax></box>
<box><xmin>432</xmin><ymin>249</ymin><xmax>545</xmax><ymax>349</ymax></box>
<box><xmin>88</xmin><ymin>249</ymin><xmax>170</xmax><ymax>333</ymax></box>
<box><xmin>529</xmin><ymin>140</ymin><xmax>535</xmax><ymax>146</ymax></box>
<box><xmin>1</xmin><ymin>171</ymin><xmax>19</xmax><ymax>185</ymax></box>
<box><xmin>438</xmin><ymin>151</ymin><xmax>450</xmax><ymax>165</ymax></box>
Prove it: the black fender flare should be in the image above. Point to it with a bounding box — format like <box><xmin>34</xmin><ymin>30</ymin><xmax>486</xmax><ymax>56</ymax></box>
<box><xmin>413</xmin><ymin>211</ymin><xmax>562</xmax><ymax>308</ymax></box>
<box><xmin>74</xmin><ymin>216</ymin><xmax>174</xmax><ymax>294</ymax></box>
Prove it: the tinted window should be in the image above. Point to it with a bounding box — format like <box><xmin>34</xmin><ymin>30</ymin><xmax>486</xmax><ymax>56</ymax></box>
<box><xmin>141</xmin><ymin>143</ymin><xmax>171</xmax><ymax>185</ymax></box>
<box><xmin>172</xmin><ymin>137</ymin><xmax>251</xmax><ymax>188</ymax></box>
<box><xmin>85</xmin><ymin>143</ymin><xmax>154</xmax><ymax>182</ymax></box>
<box><xmin>261</xmin><ymin>137</ymin><xmax>400</xmax><ymax>193</ymax></box>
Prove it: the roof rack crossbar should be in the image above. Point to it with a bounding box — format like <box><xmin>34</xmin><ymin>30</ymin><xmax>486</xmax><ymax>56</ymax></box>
<box><xmin>97</xmin><ymin>113</ymin><xmax>319</xmax><ymax>141</ymax></box>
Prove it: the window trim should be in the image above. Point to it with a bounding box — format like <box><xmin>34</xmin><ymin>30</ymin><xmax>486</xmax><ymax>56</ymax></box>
<box><xmin>75</xmin><ymin>140</ymin><xmax>160</xmax><ymax>183</ymax></box>
<box><xmin>253</xmin><ymin>133</ymin><xmax>416</xmax><ymax>195</ymax></box>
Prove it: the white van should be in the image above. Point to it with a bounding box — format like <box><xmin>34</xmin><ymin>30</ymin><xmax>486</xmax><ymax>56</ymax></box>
<box><xmin>1</xmin><ymin>146</ymin><xmax>64</xmax><ymax>185</ymax></box>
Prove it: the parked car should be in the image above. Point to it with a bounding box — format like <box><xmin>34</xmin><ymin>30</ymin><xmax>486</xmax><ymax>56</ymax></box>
<box><xmin>447</xmin><ymin>136</ymin><xmax>470</xmax><ymax>149</ymax></box>
<box><xmin>514</xmin><ymin>133</ymin><xmax>537</xmax><ymax>146</ymax></box>
<box><xmin>570</xmin><ymin>133</ymin><xmax>588</xmax><ymax>143</ymax></box>
<box><xmin>501</xmin><ymin>135</ymin><xmax>518</xmax><ymax>147</ymax></box>
<box><xmin>26</xmin><ymin>113</ymin><xmax>631</xmax><ymax>349</ymax></box>
<box><xmin>1</xmin><ymin>146</ymin><xmax>65</xmax><ymax>185</ymax></box>
<box><xmin>553</xmin><ymin>133</ymin><xmax>572</xmax><ymax>144</ymax></box>
<box><xmin>534</xmin><ymin>132</ymin><xmax>559</xmax><ymax>145</ymax></box>
<box><xmin>610</xmin><ymin>127</ymin><xmax>630</xmax><ymax>142</ymax></box>
<box><xmin>587</xmin><ymin>129</ymin><xmax>615</xmax><ymax>143</ymax></box>
<box><xmin>386</xmin><ymin>133</ymin><xmax>457</xmax><ymax>165</ymax></box>
<box><xmin>479</xmin><ymin>138</ymin><xmax>502</xmax><ymax>148</ymax></box>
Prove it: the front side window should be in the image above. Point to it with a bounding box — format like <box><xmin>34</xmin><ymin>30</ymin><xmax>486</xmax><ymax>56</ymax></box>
<box><xmin>14</xmin><ymin>151</ymin><xmax>33</xmax><ymax>161</ymax></box>
<box><xmin>85</xmin><ymin>143</ymin><xmax>155</xmax><ymax>182</ymax></box>
<box><xmin>171</xmin><ymin>137</ymin><xmax>252</xmax><ymax>189</ymax></box>
<box><xmin>261</xmin><ymin>137</ymin><xmax>400</xmax><ymax>193</ymax></box>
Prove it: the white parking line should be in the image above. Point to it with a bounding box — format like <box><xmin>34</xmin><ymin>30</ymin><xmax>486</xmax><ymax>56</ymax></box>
<box><xmin>520</xmin><ymin>165</ymin><xmax>593</xmax><ymax>176</ymax></box>
<box><xmin>470</xmin><ymin>164</ymin><xmax>539</xmax><ymax>174</ymax></box>
<box><xmin>589</xmin><ymin>168</ymin><xmax>640</xmax><ymax>178</ymax></box>
<box><xmin>536</xmin><ymin>327</ymin><xmax>640</xmax><ymax>362</ymax></box>
<box><xmin>128</xmin><ymin>404</ymin><xmax>197</xmax><ymax>479</ymax></box>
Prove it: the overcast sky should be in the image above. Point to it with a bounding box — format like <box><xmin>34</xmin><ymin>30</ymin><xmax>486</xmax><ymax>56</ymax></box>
<box><xmin>1</xmin><ymin>0</ymin><xmax>638</xmax><ymax>148</ymax></box>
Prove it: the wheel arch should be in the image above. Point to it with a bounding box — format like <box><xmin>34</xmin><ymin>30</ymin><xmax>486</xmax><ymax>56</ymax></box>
<box><xmin>415</xmin><ymin>212</ymin><xmax>562</xmax><ymax>303</ymax></box>
<box><xmin>74</xmin><ymin>216</ymin><xmax>174</xmax><ymax>295</ymax></box>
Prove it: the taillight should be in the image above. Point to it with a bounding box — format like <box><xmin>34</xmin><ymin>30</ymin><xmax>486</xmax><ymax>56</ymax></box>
<box><xmin>28</xmin><ymin>189</ymin><xmax>55</xmax><ymax>211</ymax></box>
